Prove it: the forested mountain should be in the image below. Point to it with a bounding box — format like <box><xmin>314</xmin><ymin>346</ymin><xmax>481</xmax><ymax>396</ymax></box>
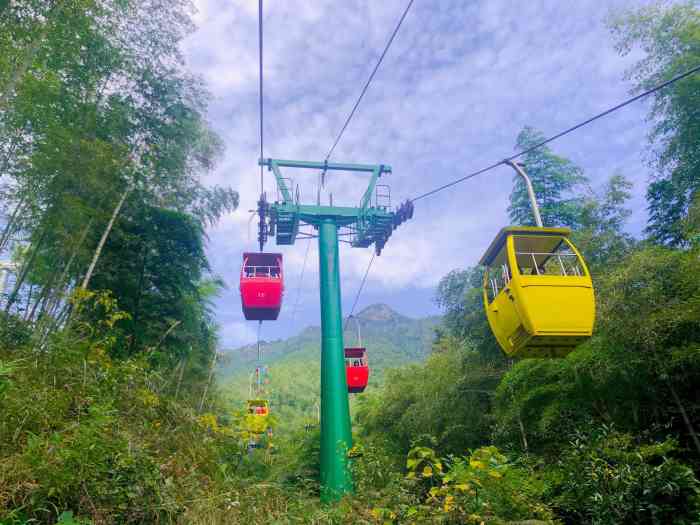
<box><xmin>221</xmin><ymin>304</ymin><xmax>439</xmax><ymax>432</ymax></box>
<box><xmin>221</xmin><ymin>303</ymin><xmax>439</xmax><ymax>376</ymax></box>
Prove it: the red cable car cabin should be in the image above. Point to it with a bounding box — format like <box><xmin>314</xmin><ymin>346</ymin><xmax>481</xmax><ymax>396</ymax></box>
<box><xmin>240</xmin><ymin>252</ymin><xmax>284</xmax><ymax>321</ymax></box>
<box><xmin>345</xmin><ymin>347</ymin><xmax>369</xmax><ymax>393</ymax></box>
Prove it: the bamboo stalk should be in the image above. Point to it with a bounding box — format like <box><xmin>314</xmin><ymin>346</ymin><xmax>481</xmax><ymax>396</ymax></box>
<box><xmin>198</xmin><ymin>353</ymin><xmax>218</xmax><ymax>413</ymax></box>
<box><xmin>40</xmin><ymin>219</ymin><xmax>93</xmax><ymax>321</ymax></box>
<box><xmin>668</xmin><ymin>380</ymin><xmax>700</xmax><ymax>455</ymax></box>
<box><xmin>0</xmin><ymin>196</ymin><xmax>25</xmax><ymax>253</ymax></box>
<box><xmin>4</xmin><ymin>226</ymin><xmax>48</xmax><ymax>313</ymax></box>
<box><xmin>81</xmin><ymin>188</ymin><xmax>130</xmax><ymax>290</ymax></box>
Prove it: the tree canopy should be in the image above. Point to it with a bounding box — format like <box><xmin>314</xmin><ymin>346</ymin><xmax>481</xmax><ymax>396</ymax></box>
<box><xmin>611</xmin><ymin>2</ymin><xmax>700</xmax><ymax>246</ymax></box>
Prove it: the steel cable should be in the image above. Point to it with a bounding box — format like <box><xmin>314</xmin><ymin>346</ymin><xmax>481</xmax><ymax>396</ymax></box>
<box><xmin>410</xmin><ymin>63</ymin><xmax>700</xmax><ymax>202</ymax></box>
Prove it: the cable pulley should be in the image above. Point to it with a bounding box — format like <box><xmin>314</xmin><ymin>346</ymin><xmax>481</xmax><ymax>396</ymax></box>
<box><xmin>257</xmin><ymin>192</ymin><xmax>269</xmax><ymax>251</ymax></box>
<box><xmin>392</xmin><ymin>199</ymin><xmax>414</xmax><ymax>229</ymax></box>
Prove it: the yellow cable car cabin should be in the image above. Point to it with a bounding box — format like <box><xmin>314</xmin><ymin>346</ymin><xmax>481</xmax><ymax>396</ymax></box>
<box><xmin>479</xmin><ymin>226</ymin><xmax>595</xmax><ymax>358</ymax></box>
<box><xmin>245</xmin><ymin>399</ymin><xmax>270</xmax><ymax>434</ymax></box>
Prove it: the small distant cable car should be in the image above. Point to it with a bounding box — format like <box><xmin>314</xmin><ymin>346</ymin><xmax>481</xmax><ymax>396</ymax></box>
<box><xmin>246</xmin><ymin>399</ymin><xmax>270</xmax><ymax>434</ymax></box>
<box><xmin>247</xmin><ymin>399</ymin><xmax>269</xmax><ymax>416</ymax></box>
<box><xmin>240</xmin><ymin>252</ymin><xmax>283</xmax><ymax>321</ymax></box>
<box><xmin>345</xmin><ymin>347</ymin><xmax>369</xmax><ymax>393</ymax></box>
<box><xmin>479</xmin><ymin>226</ymin><xmax>595</xmax><ymax>358</ymax></box>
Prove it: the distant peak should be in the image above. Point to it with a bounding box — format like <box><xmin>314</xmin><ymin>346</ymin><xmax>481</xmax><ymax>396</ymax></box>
<box><xmin>354</xmin><ymin>303</ymin><xmax>402</xmax><ymax>321</ymax></box>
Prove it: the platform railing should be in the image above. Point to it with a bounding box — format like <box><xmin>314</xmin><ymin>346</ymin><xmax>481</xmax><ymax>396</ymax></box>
<box><xmin>488</xmin><ymin>263</ymin><xmax>511</xmax><ymax>301</ymax></box>
<box><xmin>375</xmin><ymin>184</ymin><xmax>391</xmax><ymax>209</ymax></box>
<box><xmin>514</xmin><ymin>251</ymin><xmax>583</xmax><ymax>277</ymax></box>
<box><xmin>242</xmin><ymin>265</ymin><xmax>282</xmax><ymax>278</ymax></box>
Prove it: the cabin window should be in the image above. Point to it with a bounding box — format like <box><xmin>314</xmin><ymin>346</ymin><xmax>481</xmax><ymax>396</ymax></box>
<box><xmin>243</xmin><ymin>261</ymin><xmax>281</xmax><ymax>278</ymax></box>
<box><xmin>345</xmin><ymin>356</ymin><xmax>367</xmax><ymax>367</ymax></box>
<box><xmin>513</xmin><ymin>236</ymin><xmax>585</xmax><ymax>277</ymax></box>
<box><xmin>486</xmin><ymin>246</ymin><xmax>512</xmax><ymax>303</ymax></box>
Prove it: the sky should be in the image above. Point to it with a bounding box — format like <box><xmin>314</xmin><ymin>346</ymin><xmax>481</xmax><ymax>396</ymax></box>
<box><xmin>180</xmin><ymin>0</ymin><xmax>661</xmax><ymax>349</ymax></box>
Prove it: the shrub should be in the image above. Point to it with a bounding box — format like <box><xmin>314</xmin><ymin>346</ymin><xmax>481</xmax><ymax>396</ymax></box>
<box><xmin>546</xmin><ymin>426</ymin><xmax>700</xmax><ymax>524</ymax></box>
<box><xmin>0</xmin><ymin>299</ymin><xmax>243</xmax><ymax>524</ymax></box>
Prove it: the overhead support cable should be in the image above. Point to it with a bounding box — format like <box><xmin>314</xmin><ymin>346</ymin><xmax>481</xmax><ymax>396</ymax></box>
<box><xmin>291</xmin><ymin>238</ymin><xmax>313</xmax><ymax>324</ymax></box>
<box><xmin>325</xmin><ymin>0</ymin><xmax>415</xmax><ymax>161</ymax></box>
<box><xmin>323</xmin><ymin>1</ymin><xmax>414</xmax><ymax>319</ymax></box>
<box><xmin>258</xmin><ymin>0</ymin><xmax>265</xmax><ymax>195</ymax></box>
<box><xmin>410</xmin><ymin>62</ymin><xmax>700</xmax><ymax>202</ymax></box>
<box><xmin>344</xmin><ymin>252</ymin><xmax>375</xmax><ymax>330</ymax></box>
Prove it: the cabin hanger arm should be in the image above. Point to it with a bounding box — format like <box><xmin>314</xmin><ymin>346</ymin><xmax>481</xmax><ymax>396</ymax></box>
<box><xmin>505</xmin><ymin>160</ymin><xmax>543</xmax><ymax>228</ymax></box>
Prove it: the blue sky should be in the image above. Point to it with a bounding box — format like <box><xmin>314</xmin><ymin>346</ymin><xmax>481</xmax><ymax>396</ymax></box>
<box><xmin>181</xmin><ymin>0</ymin><xmax>660</xmax><ymax>348</ymax></box>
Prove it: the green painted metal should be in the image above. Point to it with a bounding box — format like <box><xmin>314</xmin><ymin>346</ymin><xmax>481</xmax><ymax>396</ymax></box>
<box><xmin>260</xmin><ymin>158</ymin><xmax>391</xmax><ymax>215</ymax></box>
<box><xmin>268</xmin><ymin>161</ymin><xmax>293</xmax><ymax>202</ymax></box>
<box><xmin>261</xmin><ymin>158</ymin><xmax>397</xmax><ymax>253</ymax></box>
<box><xmin>318</xmin><ymin>219</ymin><xmax>353</xmax><ymax>502</ymax></box>
<box><xmin>273</xmin><ymin>203</ymin><xmax>392</xmax><ymax>222</ymax></box>
<box><xmin>261</xmin><ymin>157</ymin><xmax>391</xmax><ymax>174</ymax></box>
<box><xmin>359</xmin><ymin>166</ymin><xmax>382</xmax><ymax>213</ymax></box>
<box><xmin>255</xmin><ymin>157</ymin><xmax>410</xmax><ymax>501</ymax></box>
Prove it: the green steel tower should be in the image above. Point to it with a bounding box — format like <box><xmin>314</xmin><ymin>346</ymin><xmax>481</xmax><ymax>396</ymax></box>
<box><xmin>258</xmin><ymin>158</ymin><xmax>412</xmax><ymax>501</ymax></box>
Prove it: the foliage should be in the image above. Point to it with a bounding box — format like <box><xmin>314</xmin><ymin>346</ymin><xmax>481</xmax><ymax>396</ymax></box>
<box><xmin>0</xmin><ymin>311</ymin><xmax>31</xmax><ymax>349</ymax></box>
<box><xmin>0</xmin><ymin>0</ymin><xmax>238</xmax><ymax>326</ymax></box>
<box><xmin>572</xmin><ymin>172</ymin><xmax>635</xmax><ymax>272</ymax></box>
<box><xmin>509</xmin><ymin>126</ymin><xmax>588</xmax><ymax>228</ymax></box>
<box><xmin>87</xmin><ymin>203</ymin><xmax>215</xmax><ymax>364</ymax></box>
<box><xmin>422</xmin><ymin>446</ymin><xmax>555</xmax><ymax>524</ymax></box>
<box><xmin>610</xmin><ymin>2</ymin><xmax>700</xmax><ymax>246</ymax></box>
<box><xmin>55</xmin><ymin>511</ymin><xmax>92</xmax><ymax>525</ymax></box>
<box><xmin>0</xmin><ymin>299</ymin><xmax>243</xmax><ymax>524</ymax></box>
<box><xmin>353</xmin><ymin>445</ymin><xmax>555</xmax><ymax>524</ymax></box>
<box><xmin>273</xmin><ymin>426</ymin><xmax>322</xmax><ymax>492</ymax></box>
<box><xmin>356</xmin><ymin>344</ymin><xmax>500</xmax><ymax>458</ymax></box>
<box><xmin>434</xmin><ymin>267</ymin><xmax>503</xmax><ymax>362</ymax></box>
<box><xmin>547</xmin><ymin>426</ymin><xmax>700</xmax><ymax>524</ymax></box>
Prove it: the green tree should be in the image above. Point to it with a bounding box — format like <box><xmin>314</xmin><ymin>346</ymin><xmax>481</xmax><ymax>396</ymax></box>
<box><xmin>685</xmin><ymin>193</ymin><xmax>700</xmax><ymax>245</ymax></box>
<box><xmin>509</xmin><ymin>126</ymin><xmax>588</xmax><ymax>228</ymax></box>
<box><xmin>610</xmin><ymin>3</ymin><xmax>700</xmax><ymax>246</ymax></box>
<box><xmin>88</xmin><ymin>203</ymin><xmax>208</xmax><ymax>358</ymax></box>
<box><xmin>356</xmin><ymin>344</ymin><xmax>499</xmax><ymax>457</ymax></box>
<box><xmin>573</xmin><ymin>172</ymin><xmax>635</xmax><ymax>272</ymax></box>
<box><xmin>494</xmin><ymin>244</ymin><xmax>700</xmax><ymax>457</ymax></box>
<box><xmin>435</xmin><ymin>267</ymin><xmax>503</xmax><ymax>362</ymax></box>
<box><xmin>0</xmin><ymin>0</ymin><xmax>237</xmax><ymax>322</ymax></box>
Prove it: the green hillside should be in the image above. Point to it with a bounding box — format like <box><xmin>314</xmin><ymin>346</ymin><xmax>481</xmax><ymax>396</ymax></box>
<box><xmin>221</xmin><ymin>304</ymin><xmax>440</xmax><ymax>430</ymax></box>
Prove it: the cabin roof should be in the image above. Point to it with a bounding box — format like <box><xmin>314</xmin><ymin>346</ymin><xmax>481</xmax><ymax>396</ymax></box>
<box><xmin>479</xmin><ymin>226</ymin><xmax>571</xmax><ymax>266</ymax></box>
<box><xmin>242</xmin><ymin>252</ymin><xmax>283</xmax><ymax>266</ymax></box>
<box><xmin>243</xmin><ymin>252</ymin><xmax>282</xmax><ymax>258</ymax></box>
<box><xmin>344</xmin><ymin>347</ymin><xmax>366</xmax><ymax>358</ymax></box>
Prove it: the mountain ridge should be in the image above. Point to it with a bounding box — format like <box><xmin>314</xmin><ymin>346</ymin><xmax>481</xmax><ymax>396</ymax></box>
<box><xmin>220</xmin><ymin>303</ymin><xmax>441</xmax><ymax>431</ymax></box>
<box><xmin>221</xmin><ymin>303</ymin><xmax>439</xmax><ymax>374</ymax></box>
<box><xmin>219</xmin><ymin>303</ymin><xmax>441</xmax><ymax>381</ymax></box>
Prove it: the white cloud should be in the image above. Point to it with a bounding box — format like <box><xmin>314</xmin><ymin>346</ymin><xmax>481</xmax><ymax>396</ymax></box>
<box><xmin>182</xmin><ymin>0</ymin><xmax>668</xmax><ymax>346</ymax></box>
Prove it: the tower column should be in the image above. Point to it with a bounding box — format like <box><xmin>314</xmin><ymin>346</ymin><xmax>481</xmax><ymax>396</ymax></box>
<box><xmin>317</xmin><ymin>218</ymin><xmax>353</xmax><ymax>502</ymax></box>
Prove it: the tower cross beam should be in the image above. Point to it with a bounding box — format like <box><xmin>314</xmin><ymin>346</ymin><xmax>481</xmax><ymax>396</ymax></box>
<box><xmin>259</xmin><ymin>158</ymin><xmax>391</xmax><ymax>216</ymax></box>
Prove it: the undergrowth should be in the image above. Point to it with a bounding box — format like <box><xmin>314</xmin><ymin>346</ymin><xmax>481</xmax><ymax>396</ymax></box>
<box><xmin>2</xmin><ymin>295</ymin><xmax>699</xmax><ymax>525</ymax></box>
